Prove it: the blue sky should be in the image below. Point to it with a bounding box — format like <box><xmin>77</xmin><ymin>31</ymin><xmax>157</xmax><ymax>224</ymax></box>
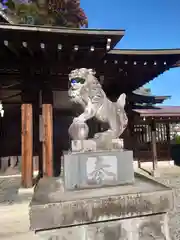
<box><xmin>81</xmin><ymin>0</ymin><xmax>180</xmax><ymax>105</ymax></box>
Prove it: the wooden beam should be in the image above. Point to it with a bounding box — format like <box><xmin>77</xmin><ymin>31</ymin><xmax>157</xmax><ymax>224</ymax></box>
<box><xmin>4</xmin><ymin>40</ymin><xmax>19</xmax><ymax>57</ymax></box>
<box><xmin>22</xmin><ymin>41</ymin><xmax>33</xmax><ymax>56</ymax></box>
<box><xmin>21</xmin><ymin>103</ymin><xmax>33</xmax><ymax>188</ymax></box>
<box><xmin>42</xmin><ymin>88</ymin><xmax>53</xmax><ymax>177</ymax></box>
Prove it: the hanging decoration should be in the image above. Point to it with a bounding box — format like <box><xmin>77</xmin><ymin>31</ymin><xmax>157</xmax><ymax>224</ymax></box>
<box><xmin>0</xmin><ymin>101</ymin><xmax>4</xmax><ymax>117</ymax></box>
<box><xmin>0</xmin><ymin>0</ymin><xmax>88</xmax><ymax>27</ymax></box>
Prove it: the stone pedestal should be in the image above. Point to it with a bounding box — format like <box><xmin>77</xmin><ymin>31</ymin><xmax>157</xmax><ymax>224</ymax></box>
<box><xmin>30</xmin><ymin>173</ymin><xmax>173</xmax><ymax>240</ymax></box>
<box><xmin>30</xmin><ymin>147</ymin><xmax>172</xmax><ymax>240</ymax></box>
<box><xmin>63</xmin><ymin>150</ymin><xmax>134</xmax><ymax>190</ymax></box>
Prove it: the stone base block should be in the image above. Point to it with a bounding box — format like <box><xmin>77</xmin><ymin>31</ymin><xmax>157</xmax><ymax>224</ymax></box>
<box><xmin>36</xmin><ymin>213</ymin><xmax>170</xmax><ymax>240</ymax></box>
<box><xmin>63</xmin><ymin>150</ymin><xmax>134</xmax><ymax>190</ymax></box>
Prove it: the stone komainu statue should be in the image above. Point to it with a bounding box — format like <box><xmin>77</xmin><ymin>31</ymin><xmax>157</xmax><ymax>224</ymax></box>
<box><xmin>68</xmin><ymin>68</ymin><xmax>128</xmax><ymax>142</ymax></box>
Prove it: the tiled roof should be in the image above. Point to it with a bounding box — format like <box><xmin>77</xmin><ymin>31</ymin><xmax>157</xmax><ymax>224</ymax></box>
<box><xmin>134</xmin><ymin>106</ymin><xmax>180</xmax><ymax>117</ymax></box>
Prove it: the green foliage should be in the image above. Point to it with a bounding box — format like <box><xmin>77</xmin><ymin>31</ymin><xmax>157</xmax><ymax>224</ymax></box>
<box><xmin>5</xmin><ymin>0</ymin><xmax>15</xmax><ymax>9</ymax></box>
<box><xmin>15</xmin><ymin>3</ymin><xmax>39</xmax><ymax>24</ymax></box>
<box><xmin>2</xmin><ymin>0</ymin><xmax>88</xmax><ymax>27</ymax></box>
<box><xmin>175</xmin><ymin>135</ymin><xmax>180</xmax><ymax>144</ymax></box>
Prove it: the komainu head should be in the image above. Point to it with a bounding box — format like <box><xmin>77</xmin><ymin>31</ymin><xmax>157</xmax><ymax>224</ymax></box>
<box><xmin>68</xmin><ymin>68</ymin><xmax>97</xmax><ymax>91</ymax></box>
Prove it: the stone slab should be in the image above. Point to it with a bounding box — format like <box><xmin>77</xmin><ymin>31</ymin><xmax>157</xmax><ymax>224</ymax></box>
<box><xmin>30</xmin><ymin>173</ymin><xmax>173</xmax><ymax>231</ymax></box>
<box><xmin>0</xmin><ymin>232</ymin><xmax>40</xmax><ymax>240</ymax></box>
<box><xmin>63</xmin><ymin>150</ymin><xmax>134</xmax><ymax>190</ymax></box>
<box><xmin>0</xmin><ymin>177</ymin><xmax>21</xmax><ymax>204</ymax></box>
<box><xmin>36</xmin><ymin>213</ymin><xmax>170</xmax><ymax>240</ymax></box>
<box><xmin>0</xmin><ymin>177</ymin><xmax>35</xmax><ymax>238</ymax></box>
<box><xmin>71</xmin><ymin>138</ymin><xmax>124</xmax><ymax>152</ymax></box>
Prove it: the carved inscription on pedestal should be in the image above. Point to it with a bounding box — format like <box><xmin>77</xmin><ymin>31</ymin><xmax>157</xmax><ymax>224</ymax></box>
<box><xmin>86</xmin><ymin>156</ymin><xmax>118</xmax><ymax>185</ymax></box>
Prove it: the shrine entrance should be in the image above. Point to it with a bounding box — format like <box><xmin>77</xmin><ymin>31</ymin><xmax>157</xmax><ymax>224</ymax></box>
<box><xmin>0</xmin><ymin>24</ymin><xmax>180</xmax><ymax>187</ymax></box>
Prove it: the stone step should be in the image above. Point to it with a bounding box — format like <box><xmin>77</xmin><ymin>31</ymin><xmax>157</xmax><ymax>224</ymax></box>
<box><xmin>0</xmin><ymin>232</ymin><xmax>39</xmax><ymax>240</ymax></box>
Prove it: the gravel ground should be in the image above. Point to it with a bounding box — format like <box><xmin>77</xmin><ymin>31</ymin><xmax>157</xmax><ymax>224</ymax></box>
<box><xmin>138</xmin><ymin>165</ymin><xmax>180</xmax><ymax>240</ymax></box>
<box><xmin>156</xmin><ymin>174</ymin><xmax>180</xmax><ymax>240</ymax></box>
<box><xmin>0</xmin><ymin>176</ymin><xmax>35</xmax><ymax>239</ymax></box>
<box><xmin>0</xmin><ymin>177</ymin><xmax>21</xmax><ymax>205</ymax></box>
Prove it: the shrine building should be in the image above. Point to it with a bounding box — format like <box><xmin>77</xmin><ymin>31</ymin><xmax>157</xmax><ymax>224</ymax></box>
<box><xmin>0</xmin><ymin>23</ymin><xmax>180</xmax><ymax>187</ymax></box>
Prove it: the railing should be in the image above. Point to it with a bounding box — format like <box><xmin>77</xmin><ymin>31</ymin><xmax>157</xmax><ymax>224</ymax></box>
<box><xmin>133</xmin><ymin>123</ymin><xmax>171</xmax><ymax>162</ymax></box>
<box><xmin>0</xmin><ymin>156</ymin><xmax>39</xmax><ymax>174</ymax></box>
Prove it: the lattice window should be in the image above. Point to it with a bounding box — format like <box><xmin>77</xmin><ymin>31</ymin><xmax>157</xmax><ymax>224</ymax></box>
<box><xmin>156</xmin><ymin>123</ymin><xmax>167</xmax><ymax>143</ymax></box>
<box><xmin>134</xmin><ymin>124</ymin><xmax>151</xmax><ymax>143</ymax></box>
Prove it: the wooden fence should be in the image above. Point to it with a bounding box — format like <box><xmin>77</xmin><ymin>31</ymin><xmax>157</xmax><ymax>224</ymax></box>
<box><xmin>133</xmin><ymin>122</ymin><xmax>171</xmax><ymax>161</ymax></box>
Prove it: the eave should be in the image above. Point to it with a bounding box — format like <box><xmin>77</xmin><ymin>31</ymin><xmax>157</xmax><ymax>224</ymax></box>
<box><xmin>0</xmin><ymin>23</ymin><xmax>125</xmax><ymax>51</ymax></box>
<box><xmin>129</xmin><ymin>94</ymin><xmax>171</xmax><ymax>104</ymax></box>
<box><xmin>134</xmin><ymin>106</ymin><xmax>180</xmax><ymax>117</ymax></box>
<box><xmin>0</xmin><ymin>24</ymin><xmax>125</xmax><ymax>82</ymax></box>
<box><xmin>0</xmin><ymin>24</ymin><xmax>180</xmax><ymax>97</ymax></box>
<box><xmin>101</xmin><ymin>49</ymin><xmax>180</xmax><ymax>96</ymax></box>
<box><xmin>109</xmin><ymin>49</ymin><xmax>180</xmax><ymax>55</ymax></box>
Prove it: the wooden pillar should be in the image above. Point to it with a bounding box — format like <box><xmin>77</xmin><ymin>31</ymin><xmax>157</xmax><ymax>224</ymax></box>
<box><xmin>166</xmin><ymin>123</ymin><xmax>171</xmax><ymax>160</ymax></box>
<box><xmin>21</xmin><ymin>103</ymin><xmax>33</xmax><ymax>188</ymax></box>
<box><xmin>126</xmin><ymin>109</ymin><xmax>137</xmax><ymax>165</ymax></box>
<box><xmin>33</xmin><ymin>94</ymin><xmax>42</xmax><ymax>177</ymax></box>
<box><xmin>21</xmin><ymin>72</ymin><xmax>40</xmax><ymax>187</ymax></box>
<box><xmin>151</xmin><ymin>120</ymin><xmax>158</xmax><ymax>170</ymax></box>
<box><xmin>42</xmin><ymin>87</ymin><xmax>53</xmax><ymax>177</ymax></box>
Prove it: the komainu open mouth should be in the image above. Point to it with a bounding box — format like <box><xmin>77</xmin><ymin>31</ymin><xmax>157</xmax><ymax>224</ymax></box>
<box><xmin>70</xmin><ymin>78</ymin><xmax>86</xmax><ymax>84</ymax></box>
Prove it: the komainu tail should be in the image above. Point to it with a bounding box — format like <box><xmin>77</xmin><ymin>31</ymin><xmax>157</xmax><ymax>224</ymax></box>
<box><xmin>117</xmin><ymin>93</ymin><xmax>126</xmax><ymax>108</ymax></box>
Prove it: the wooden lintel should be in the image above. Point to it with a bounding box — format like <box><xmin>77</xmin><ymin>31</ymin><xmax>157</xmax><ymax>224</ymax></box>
<box><xmin>21</xmin><ymin>103</ymin><xmax>33</xmax><ymax>188</ymax></box>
